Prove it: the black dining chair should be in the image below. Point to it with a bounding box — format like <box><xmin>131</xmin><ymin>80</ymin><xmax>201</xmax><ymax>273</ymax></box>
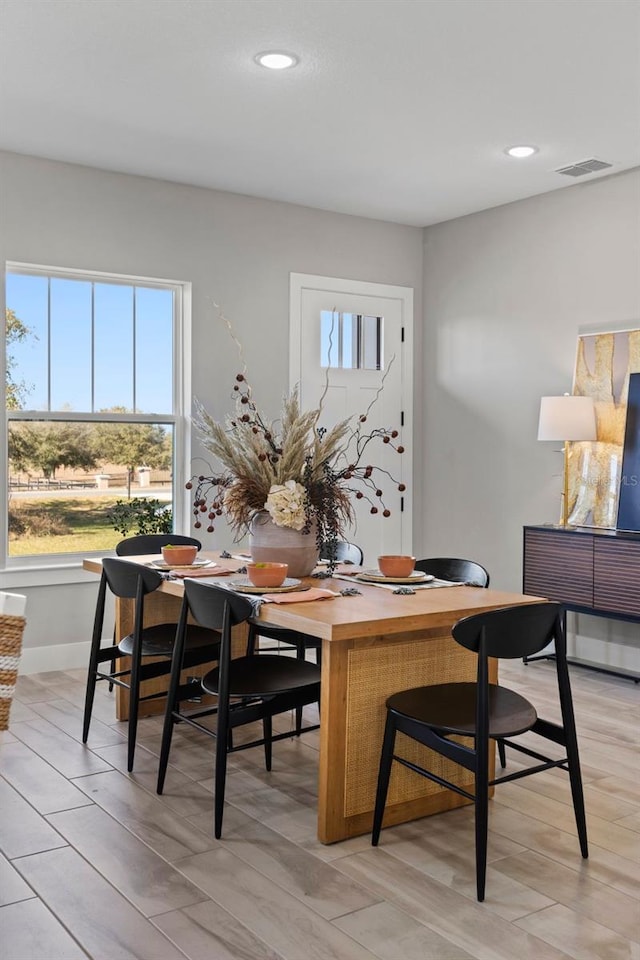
<box><xmin>157</xmin><ymin>579</ymin><xmax>321</xmax><ymax>838</ymax></box>
<box><xmin>415</xmin><ymin>557</ymin><xmax>490</xmax><ymax>588</ymax></box>
<box><xmin>82</xmin><ymin>557</ymin><xmax>214</xmax><ymax>771</ymax></box>
<box><xmin>320</xmin><ymin>540</ymin><xmax>364</xmax><ymax>567</ymax></box>
<box><xmin>415</xmin><ymin>557</ymin><xmax>503</xmax><ymax>765</ymax></box>
<box><xmin>371</xmin><ymin>601</ymin><xmax>588</xmax><ymax>901</ymax></box>
<box><xmin>245</xmin><ymin>540</ymin><xmax>363</xmax><ymax>734</ymax></box>
<box><xmin>115</xmin><ymin>533</ymin><xmax>202</xmax><ymax>556</ymax></box>
<box><xmin>104</xmin><ymin>534</ymin><xmax>202</xmax><ymax>690</ymax></box>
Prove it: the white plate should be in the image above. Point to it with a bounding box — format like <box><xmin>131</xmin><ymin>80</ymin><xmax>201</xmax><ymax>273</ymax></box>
<box><xmin>228</xmin><ymin>577</ymin><xmax>304</xmax><ymax>594</ymax></box>
<box><xmin>151</xmin><ymin>559</ymin><xmax>215</xmax><ymax>571</ymax></box>
<box><xmin>356</xmin><ymin>570</ymin><xmax>434</xmax><ymax>585</ymax></box>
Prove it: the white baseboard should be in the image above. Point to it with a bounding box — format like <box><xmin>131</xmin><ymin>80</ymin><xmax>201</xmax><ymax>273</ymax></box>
<box><xmin>19</xmin><ymin>640</ymin><xmax>94</xmax><ymax>675</ymax></box>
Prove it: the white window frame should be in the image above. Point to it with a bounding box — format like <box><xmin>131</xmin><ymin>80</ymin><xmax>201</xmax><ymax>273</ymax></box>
<box><xmin>1</xmin><ymin>262</ymin><xmax>192</xmax><ymax>587</ymax></box>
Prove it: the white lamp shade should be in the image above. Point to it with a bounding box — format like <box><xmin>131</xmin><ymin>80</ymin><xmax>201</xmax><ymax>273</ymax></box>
<box><xmin>537</xmin><ymin>395</ymin><xmax>597</xmax><ymax>442</ymax></box>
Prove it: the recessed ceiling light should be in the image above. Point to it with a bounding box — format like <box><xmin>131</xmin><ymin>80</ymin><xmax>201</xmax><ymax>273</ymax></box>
<box><xmin>505</xmin><ymin>145</ymin><xmax>539</xmax><ymax>158</ymax></box>
<box><xmin>255</xmin><ymin>51</ymin><xmax>299</xmax><ymax>70</ymax></box>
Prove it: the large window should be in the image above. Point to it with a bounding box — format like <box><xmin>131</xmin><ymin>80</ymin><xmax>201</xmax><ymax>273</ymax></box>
<box><xmin>3</xmin><ymin>264</ymin><xmax>189</xmax><ymax>564</ymax></box>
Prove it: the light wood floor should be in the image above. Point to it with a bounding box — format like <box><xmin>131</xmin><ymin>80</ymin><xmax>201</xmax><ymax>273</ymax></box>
<box><xmin>1</xmin><ymin>657</ymin><xmax>638</xmax><ymax>960</ymax></box>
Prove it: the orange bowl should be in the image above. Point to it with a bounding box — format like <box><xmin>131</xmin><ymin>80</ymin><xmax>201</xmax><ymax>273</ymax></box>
<box><xmin>161</xmin><ymin>544</ymin><xmax>198</xmax><ymax>566</ymax></box>
<box><xmin>378</xmin><ymin>555</ymin><xmax>416</xmax><ymax>578</ymax></box>
<box><xmin>246</xmin><ymin>562</ymin><xmax>288</xmax><ymax>588</ymax></box>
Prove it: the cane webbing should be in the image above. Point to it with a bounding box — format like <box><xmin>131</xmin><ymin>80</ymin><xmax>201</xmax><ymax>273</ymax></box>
<box><xmin>344</xmin><ymin>634</ymin><xmax>476</xmax><ymax>817</ymax></box>
<box><xmin>0</xmin><ymin>613</ymin><xmax>26</xmax><ymax>730</ymax></box>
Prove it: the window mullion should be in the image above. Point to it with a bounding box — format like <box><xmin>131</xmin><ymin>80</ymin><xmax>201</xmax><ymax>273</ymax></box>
<box><xmin>91</xmin><ymin>283</ymin><xmax>95</xmax><ymax>413</ymax></box>
<box><xmin>47</xmin><ymin>276</ymin><xmax>52</xmax><ymax>411</ymax></box>
<box><xmin>132</xmin><ymin>286</ymin><xmax>137</xmax><ymax>413</ymax></box>
<box><xmin>8</xmin><ymin>410</ymin><xmax>177</xmax><ymax>425</ymax></box>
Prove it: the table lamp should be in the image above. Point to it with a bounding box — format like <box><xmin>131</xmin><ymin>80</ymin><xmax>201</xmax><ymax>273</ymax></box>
<box><xmin>538</xmin><ymin>394</ymin><xmax>597</xmax><ymax>526</ymax></box>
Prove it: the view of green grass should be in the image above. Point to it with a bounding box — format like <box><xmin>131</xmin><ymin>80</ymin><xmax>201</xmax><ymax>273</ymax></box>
<box><xmin>8</xmin><ymin>496</ymin><xmax>123</xmax><ymax>556</ymax></box>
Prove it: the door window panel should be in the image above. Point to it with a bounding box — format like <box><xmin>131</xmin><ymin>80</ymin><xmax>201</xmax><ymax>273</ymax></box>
<box><xmin>320</xmin><ymin>310</ymin><xmax>383</xmax><ymax>370</ymax></box>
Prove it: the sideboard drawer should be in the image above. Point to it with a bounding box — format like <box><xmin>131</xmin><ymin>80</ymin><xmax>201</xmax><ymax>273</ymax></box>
<box><xmin>523</xmin><ymin>525</ymin><xmax>640</xmax><ymax>679</ymax></box>
<box><xmin>523</xmin><ymin>528</ymin><xmax>593</xmax><ymax>607</ymax></box>
<box><xmin>594</xmin><ymin>539</ymin><xmax>640</xmax><ymax>617</ymax></box>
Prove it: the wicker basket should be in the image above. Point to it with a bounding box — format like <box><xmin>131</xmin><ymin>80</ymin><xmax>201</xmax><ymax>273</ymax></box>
<box><xmin>0</xmin><ymin>593</ymin><xmax>27</xmax><ymax>731</ymax></box>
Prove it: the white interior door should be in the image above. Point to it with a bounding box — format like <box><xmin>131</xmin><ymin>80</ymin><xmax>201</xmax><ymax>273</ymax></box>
<box><xmin>290</xmin><ymin>273</ymin><xmax>413</xmax><ymax>567</ymax></box>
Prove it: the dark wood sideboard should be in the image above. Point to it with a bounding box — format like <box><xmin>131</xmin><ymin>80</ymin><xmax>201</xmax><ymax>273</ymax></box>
<box><xmin>523</xmin><ymin>524</ymin><xmax>640</xmax><ymax>680</ymax></box>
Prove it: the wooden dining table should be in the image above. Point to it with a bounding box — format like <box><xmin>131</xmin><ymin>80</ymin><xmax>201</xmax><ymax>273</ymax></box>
<box><xmin>83</xmin><ymin>552</ymin><xmax>544</xmax><ymax>843</ymax></box>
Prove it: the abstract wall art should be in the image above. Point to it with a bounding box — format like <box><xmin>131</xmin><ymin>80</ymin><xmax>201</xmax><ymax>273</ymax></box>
<box><xmin>569</xmin><ymin>327</ymin><xmax>640</xmax><ymax>528</ymax></box>
<box><xmin>617</xmin><ymin>371</ymin><xmax>640</xmax><ymax>532</ymax></box>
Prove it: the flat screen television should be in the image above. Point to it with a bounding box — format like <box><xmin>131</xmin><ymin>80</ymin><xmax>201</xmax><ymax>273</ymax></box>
<box><xmin>617</xmin><ymin>371</ymin><xmax>640</xmax><ymax>532</ymax></box>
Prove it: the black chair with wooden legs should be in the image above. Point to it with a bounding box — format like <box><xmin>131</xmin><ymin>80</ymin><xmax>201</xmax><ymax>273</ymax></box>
<box><xmin>371</xmin><ymin>601</ymin><xmax>588</xmax><ymax>902</ymax></box>
<box><xmin>245</xmin><ymin>540</ymin><xmax>363</xmax><ymax>734</ymax></box>
<box><xmin>82</xmin><ymin>558</ymin><xmax>213</xmax><ymax>771</ymax></box>
<box><xmin>157</xmin><ymin>579</ymin><xmax>321</xmax><ymax>838</ymax></box>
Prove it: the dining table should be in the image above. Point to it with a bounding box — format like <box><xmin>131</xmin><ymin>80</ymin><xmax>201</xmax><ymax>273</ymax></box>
<box><xmin>83</xmin><ymin>552</ymin><xmax>544</xmax><ymax>843</ymax></box>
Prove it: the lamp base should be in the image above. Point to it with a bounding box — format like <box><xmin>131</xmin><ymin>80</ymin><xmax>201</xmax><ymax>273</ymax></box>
<box><xmin>560</xmin><ymin>441</ymin><xmax>570</xmax><ymax>527</ymax></box>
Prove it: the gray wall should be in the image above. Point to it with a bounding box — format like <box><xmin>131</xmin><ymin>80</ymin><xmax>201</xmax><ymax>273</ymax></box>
<box><xmin>422</xmin><ymin>167</ymin><xmax>640</xmax><ymax>671</ymax></box>
<box><xmin>0</xmin><ymin>151</ymin><xmax>424</xmax><ymax>663</ymax></box>
<box><xmin>0</xmin><ymin>151</ymin><xmax>423</xmax><ymax>419</ymax></box>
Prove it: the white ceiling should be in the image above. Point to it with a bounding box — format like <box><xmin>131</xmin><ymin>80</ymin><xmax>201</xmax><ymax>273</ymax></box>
<box><xmin>1</xmin><ymin>0</ymin><xmax>639</xmax><ymax>227</ymax></box>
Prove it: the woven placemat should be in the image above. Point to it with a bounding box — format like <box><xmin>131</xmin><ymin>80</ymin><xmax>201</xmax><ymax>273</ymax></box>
<box><xmin>0</xmin><ymin>613</ymin><xmax>26</xmax><ymax>730</ymax></box>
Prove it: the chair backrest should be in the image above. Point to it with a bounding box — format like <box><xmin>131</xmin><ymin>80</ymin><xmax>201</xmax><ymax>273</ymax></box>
<box><xmin>452</xmin><ymin>601</ymin><xmax>563</xmax><ymax>660</ymax></box>
<box><xmin>115</xmin><ymin>534</ymin><xmax>202</xmax><ymax>557</ymax></box>
<box><xmin>102</xmin><ymin>557</ymin><xmax>164</xmax><ymax>599</ymax></box>
<box><xmin>92</xmin><ymin>559</ymin><xmax>165</xmax><ymax>650</ymax></box>
<box><xmin>320</xmin><ymin>541</ymin><xmax>364</xmax><ymax>566</ymax></box>
<box><xmin>183</xmin><ymin>579</ymin><xmax>254</xmax><ymax>634</ymax></box>
<box><xmin>415</xmin><ymin>557</ymin><xmax>490</xmax><ymax>587</ymax></box>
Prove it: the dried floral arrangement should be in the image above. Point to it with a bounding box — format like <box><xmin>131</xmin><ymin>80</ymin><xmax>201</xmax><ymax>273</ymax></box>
<box><xmin>188</xmin><ymin>313</ymin><xmax>406</xmax><ymax>561</ymax></box>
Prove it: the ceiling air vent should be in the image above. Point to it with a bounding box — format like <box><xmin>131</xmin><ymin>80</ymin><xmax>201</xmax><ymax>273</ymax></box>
<box><xmin>555</xmin><ymin>158</ymin><xmax>613</xmax><ymax>178</ymax></box>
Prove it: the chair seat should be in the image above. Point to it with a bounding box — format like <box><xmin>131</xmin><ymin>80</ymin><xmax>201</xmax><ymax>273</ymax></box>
<box><xmin>387</xmin><ymin>682</ymin><xmax>537</xmax><ymax>739</ymax></box>
<box><xmin>118</xmin><ymin>623</ymin><xmax>214</xmax><ymax>658</ymax></box>
<box><xmin>202</xmin><ymin>655</ymin><xmax>321</xmax><ymax>698</ymax></box>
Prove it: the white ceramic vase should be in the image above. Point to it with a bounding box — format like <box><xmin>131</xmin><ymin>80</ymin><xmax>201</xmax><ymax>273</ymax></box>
<box><xmin>249</xmin><ymin>511</ymin><xmax>319</xmax><ymax>577</ymax></box>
